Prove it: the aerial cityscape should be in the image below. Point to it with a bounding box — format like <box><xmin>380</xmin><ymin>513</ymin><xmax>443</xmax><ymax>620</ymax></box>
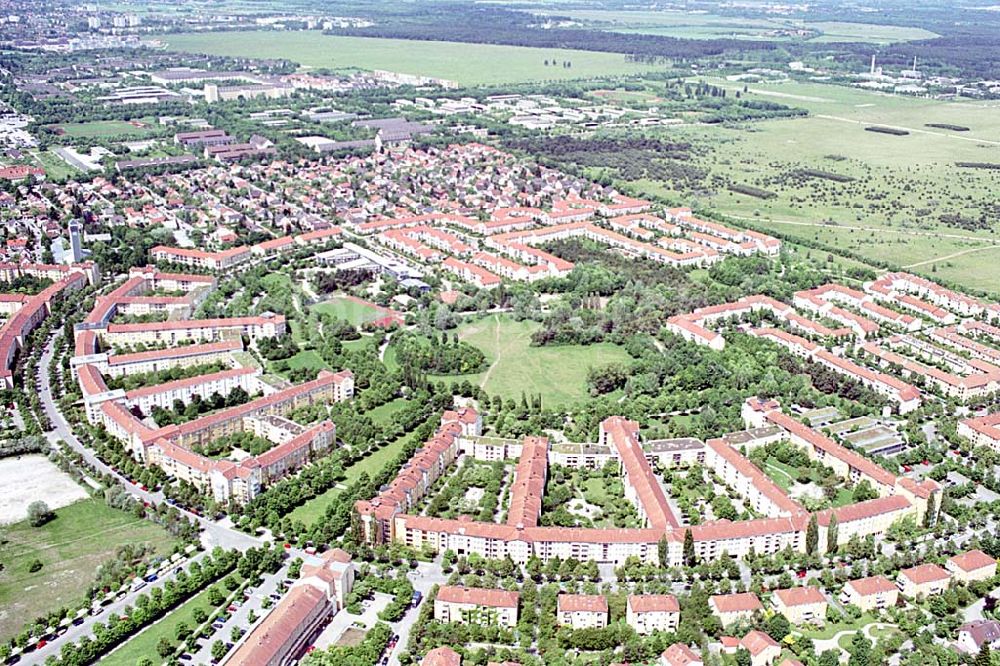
<box><xmin>0</xmin><ymin>1</ymin><xmax>999</xmax><ymax>665</ymax></box>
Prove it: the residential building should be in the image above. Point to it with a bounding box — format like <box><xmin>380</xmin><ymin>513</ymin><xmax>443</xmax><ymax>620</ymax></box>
<box><xmin>557</xmin><ymin>594</ymin><xmax>609</xmax><ymax>629</ymax></box>
<box><xmin>434</xmin><ymin>586</ymin><xmax>519</xmax><ymax>627</ymax></box>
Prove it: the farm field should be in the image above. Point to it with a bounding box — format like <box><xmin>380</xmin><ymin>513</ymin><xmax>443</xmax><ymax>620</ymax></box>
<box><xmin>0</xmin><ymin>498</ymin><xmax>177</xmax><ymax>642</ymax></box>
<box><xmin>428</xmin><ymin>314</ymin><xmax>632</xmax><ymax>408</ymax></box>
<box><xmin>626</xmin><ymin>78</ymin><xmax>1000</xmax><ymax>294</ymax></box>
<box><xmin>162</xmin><ymin>31</ymin><xmax>657</xmax><ymax>85</ymax></box>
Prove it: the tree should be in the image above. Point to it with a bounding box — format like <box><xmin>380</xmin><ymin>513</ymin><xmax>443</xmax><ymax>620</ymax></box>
<box><xmin>924</xmin><ymin>494</ymin><xmax>938</xmax><ymax>528</ymax></box>
<box><xmin>735</xmin><ymin>648</ymin><xmax>752</xmax><ymax>666</ymax></box>
<box><xmin>818</xmin><ymin>650</ymin><xmax>840</xmax><ymax>666</ymax></box>
<box><xmin>827</xmin><ymin>514</ymin><xmax>839</xmax><ymax>554</ymax></box>
<box><xmin>806</xmin><ymin>513</ymin><xmax>819</xmax><ymax>555</ymax></box>
<box><xmin>658</xmin><ymin>535</ymin><xmax>669</xmax><ymax>568</ymax></box>
<box><xmin>156</xmin><ymin>637</ymin><xmax>173</xmax><ymax>658</ymax></box>
<box><xmin>212</xmin><ymin>640</ymin><xmax>227</xmax><ymax>661</ymax></box>
<box><xmin>27</xmin><ymin>500</ymin><xmax>53</xmax><ymax>527</ymax></box>
<box><xmin>976</xmin><ymin>643</ymin><xmax>992</xmax><ymax>666</ymax></box>
<box><xmin>848</xmin><ymin>632</ymin><xmax>871</xmax><ymax>666</ymax></box>
<box><xmin>766</xmin><ymin>613</ymin><xmax>791</xmax><ymax>641</ymax></box>
<box><xmin>684</xmin><ymin>528</ymin><xmax>696</xmax><ymax>567</ymax></box>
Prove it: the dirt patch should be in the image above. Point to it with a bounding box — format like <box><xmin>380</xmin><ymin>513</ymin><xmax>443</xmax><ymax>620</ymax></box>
<box><xmin>336</xmin><ymin>627</ymin><xmax>367</xmax><ymax>646</ymax></box>
<box><xmin>0</xmin><ymin>455</ymin><xmax>88</xmax><ymax>525</ymax></box>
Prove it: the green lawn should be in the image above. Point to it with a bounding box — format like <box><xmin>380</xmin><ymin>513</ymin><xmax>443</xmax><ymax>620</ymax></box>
<box><xmin>626</xmin><ymin>77</ymin><xmax>1000</xmax><ymax>294</ymax></box>
<box><xmin>101</xmin><ymin>576</ymin><xmax>238</xmax><ymax>666</ymax></box>
<box><xmin>28</xmin><ymin>149</ymin><xmax>81</xmax><ymax>180</ymax></box>
<box><xmin>312</xmin><ymin>296</ymin><xmax>382</xmax><ymax>327</ymax></box>
<box><xmin>284</xmin><ymin>349</ymin><xmax>330</xmax><ymax>372</ymax></box>
<box><xmin>366</xmin><ymin>398</ymin><xmax>412</xmax><ymax>425</ymax></box>
<box><xmin>287</xmin><ymin>429</ymin><xmax>415</xmax><ymax>526</ymax></box>
<box><xmin>0</xmin><ymin>498</ymin><xmax>178</xmax><ymax>642</ymax></box>
<box><xmin>162</xmin><ymin>31</ymin><xmax>658</xmax><ymax>85</ymax></box>
<box><xmin>53</xmin><ymin>119</ymin><xmax>155</xmax><ymax>138</ymax></box>
<box><xmin>796</xmin><ymin>613</ymin><xmax>876</xmax><ymax>640</ymax></box>
<box><xmin>425</xmin><ymin>314</ymin><xmax>632</xmax><ymax>409</ymax></box>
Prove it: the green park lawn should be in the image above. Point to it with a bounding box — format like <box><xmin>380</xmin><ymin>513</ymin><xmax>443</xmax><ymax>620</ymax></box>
<box><xmin>0</xmin><ymin>498</ymin><xmax>177</xmax><ymax>642</ymax></box>
<box><xmin>425</xmin><ymin>314</ymin><xmax>631</xmax><ymax>409</ymax></box>
<box><xmin>311</xmin><ymin>296</ymin><xmax>381</xmax><ymax>327</ymax></box>
<box><xmin>101</xmin><ymin>576</ymin><xmax>240</xmax><ymax>666</ymax></box>
<box><xmin>287</xmin><ymin>430</ymin><xmax>415</xmax><ymax>526</ymax></box>
<box><xmin>366</xmin><ymin>398</ymin><xmax>413</xmax><ymax>425</ymax></box>
<box><xmin>162</xmin><ymin>31</ymin><xmax>656</xmax><ymax>86</ymax></box>
<box><xmin>52</xmin><ymin>119</ymin><xmax>155</xmax><ymax>138</ymax></box>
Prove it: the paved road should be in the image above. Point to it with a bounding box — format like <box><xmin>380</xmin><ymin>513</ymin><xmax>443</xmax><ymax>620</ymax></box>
<box><xmin>38</xmin><ymin>333</ymin><xmax>262</xmax><ymax>552</ymax></box>
<box><xmin>22</xmin><ymin>334</ymin><xmax>266</xmax><ymax>664</ymax></box>
<box><xmin>25</xmin><ymin>552</ymin><xmax>208</xmax><ymax>665</ymax></box>
<box><xmin>190</xmin><ymin>560</ymin><xmax>294</xmax><ymax>664</ymax></box>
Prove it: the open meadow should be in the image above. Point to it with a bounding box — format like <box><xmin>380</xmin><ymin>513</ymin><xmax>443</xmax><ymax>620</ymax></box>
<box><xmin>626</xmin><ymin>78</ymin><xmax>1000</xmax><ymax>294</ymax></box>
<box><xmin>0</xmin><ymin>498</ymin><xmax>177</xmax><ymax>641</ymax></box>
<box><xmin>417</xmin><ymin>314</ymin><xmax>631</xmax><ymax>408</ymax></box>
<box><xmin>162</xmin><ymin>31</ymin><xmax>659</xmax><ymax>85</ymax></box>
<box><xmin>531</xmin><ymin>9</ymin><xmax>938</xmax><ymax>43</ymax></box>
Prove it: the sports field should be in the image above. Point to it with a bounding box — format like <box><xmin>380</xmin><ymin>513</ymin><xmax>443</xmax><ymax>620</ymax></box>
<box><xmin>629</xmin><ymin>78</ymin><xmax>1000</xmax><ymax>294</ymax></box>
<box><xmin>162</xmin><ymin>31</ymin><xmax>657</xmax><ymax>85</ymax></box>
<box><xmin>311</xmin><ymin>296</ymin><xmax>382</xmax><ymax>327</ymax></box>
<box><xmin>428</xmin><ymin>314</ymin><xmax>631</xmax><ymax>408</ymax></box>
<box><xmin>0</xmin><ymin>498</ymin><xmax>177</xmax><ymax>641</ymax></box>
<box><xmin>51</xmin><ymin>119</ymin><xmax>155</xmax><ymax>138</ymax></box>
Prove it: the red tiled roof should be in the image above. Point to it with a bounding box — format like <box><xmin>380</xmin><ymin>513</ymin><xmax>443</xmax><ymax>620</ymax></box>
<box><xmin>899</xmin><ymin>563</ymin><xmax>950</xmax><ymax>585</ymax></box>
<box><xmin>948</xmin><ymin>549</ymin><xmax>996</xmax><ymax>573</ymax></box>
<box><xmin>844</xmin><ymin>575</ymin><xmax>897</xmax><ymax>597</ymax></box>
<box><xmin>740</xmin><ymin>630</ymin><xmax>779</xmax><ymax>657</ymax></box>
<box><xmin>710</xmin><ymin>593</ymin><xmax>761</xmax><ymax>614</ymax></box>
<box><xmin>558</xmin><ymin>594</ymin><xmax>608</xmax><ymax>614</ymax></box>
<box><xmin>437</xmin><ymin>586</ymin><xmax>518</xmax><ymax>608</ymax></box>
<box><xmin>773</xmin><ymin>586</ymin><xmax>825</xmax><ymax>607</ymax></box>
<box><xmin>628</xmin><ymin>594</ymin><xmax>679</xmax><ymax>613</ymax></box>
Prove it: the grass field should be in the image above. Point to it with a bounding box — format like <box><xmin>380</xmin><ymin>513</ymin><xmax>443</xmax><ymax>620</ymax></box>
<box><xmin>423</xmin><ymin>314</ymin><xmax>631</xmax><ymax>408</ymax></box>
<box><xmin>52</xmin><ymin>119</ymin><xmax>155</xmax><ymax>138</ymax></box>
<box><xmin>626</xmin><ymin>78</ymin><xmax>1000</xmax><ymax>294</ymax></box>
<box><xmin>533</xmin><ymin>10</ymin><xmax>937</xmax><ymax>43</ymax></box>
<box><xmin>311</xmin><ymin>296</ymin><xmax>382</xmax><ymax>327</ymax></box>
<box><xmin>163</xmin><ymin>31</ymin><xmax>658</xmax><ymax>85</ymax></box>
<box><xmin>366</xmin><ymin>398</ymin><xmax>412</xmax><ymax>425</ymax></box>
<box><xmin>101</xmin><ymin>575</ymin><xmax>238</xmax><ymax>666</ymax></box>
<box><xmin>287</xmin><ymin>429</ymin><xmax>415</xmax><ymax>526</ymax></box>
<box><xmin>0</xmin><ymin>498</ymin><xmax>177</xmax><ymax>642</ymax></box>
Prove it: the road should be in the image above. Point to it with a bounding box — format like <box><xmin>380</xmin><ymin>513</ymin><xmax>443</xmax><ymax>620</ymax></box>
<box><xmin>37</xmin><ymin>332</ymin><xmax>262</xmax><ymax>552</ymax></box>
<box><xmin>22</xmin><ymin>333</ymin><xmax>267</xmax><ymax>664</ymax></box>
<box><xmin>390</xmin><ymin>559</ymin><xmax>451</xmax><ymax>666</ymax></box>
<box><xmin>26</xmin><ymin>551</ymin><xmax>209</xmax><ymax>665</ymax></box>
<box><xmin>189</xmin><ymin>560</ymin><xmax>294</xmax><ymax>664</ymax></box>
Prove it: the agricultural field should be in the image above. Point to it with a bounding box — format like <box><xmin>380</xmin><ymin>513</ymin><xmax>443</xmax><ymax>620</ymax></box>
<box><xmin>422</xmin><ymin>314</ymin><xmax>632</xmax><ymax>409</ymax></box>
<box><xmin>626</xmin><ymin>78</ymin><xmax>1000</xmax><ymax>294</ymax></box>
<box><xmin>162</xmin><ymin>31</ymin><xmax>658</xmax><ymax>86</ymax></box>
<box><xmin>0</xmin><ymin>498</ymin><xmax>177</xmax><ymax>642</ymax></box>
